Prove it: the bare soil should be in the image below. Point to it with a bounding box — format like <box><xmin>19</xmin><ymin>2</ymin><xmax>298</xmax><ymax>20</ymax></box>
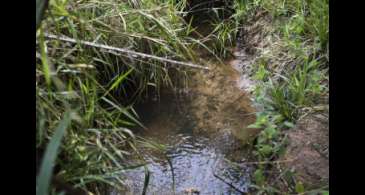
<box><xmin>235</xmin><ymin>10</ymin><xmax>329</xmax><ymax>190</ymax></box>
<box><xmin>281</xmin><ymin>113</ymin><xmax>329</xmax><ymax>189</ymax></box>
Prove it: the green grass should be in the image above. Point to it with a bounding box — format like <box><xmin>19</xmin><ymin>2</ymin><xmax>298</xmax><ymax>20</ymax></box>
<box><xmin>37</xmin><ymin>111</ymin><xmax>71</xmax><ymax>195</ymax></box>
<box><xmin>228</xmin><ymin>0</ymin><xmax>329</xmax><ymax>122</ymax></box>
<box><xmin>228</xmin><ymin>0</ymin><xmax>329</xmax><ymax>193</ymax></box>
<box><xmin>36</xmin><ymin>0</ymin><xmax>328</xmax><ymax>194</ymax></box>
<box><xmin>36</xmin><ymin>0</ymin><xmax>211</xmax><ymax>194</ymax></box>
<box><xmin>210</xmin><ymin>19</ymin><xmax>237</xmax><ymax>58</ymax></box>
<box><xmin>259</xmin><ymin>57</ymin><xmax>327</xmax><ymax>121</ymax></box>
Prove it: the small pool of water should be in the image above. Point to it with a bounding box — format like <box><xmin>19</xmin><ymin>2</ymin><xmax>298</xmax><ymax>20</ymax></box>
<box><xmin>113</xmin><ymin>57</ymin><xmax>259</xmax><ymax>194</ymax></box>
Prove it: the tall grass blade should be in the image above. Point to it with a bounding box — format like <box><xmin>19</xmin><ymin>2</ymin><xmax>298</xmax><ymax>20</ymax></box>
<box><xmin>36</xmin><ymin>0</ymin><xmax>48</xmax><ymax>29</ymax></box>
<box><xmin>39</xmin><ymin>30</ymin><xmax>51</xmax><ymax>87</ymax></box>
<box><xmin>103</xmin><ymin>68</ymin><xmax>134</xmax><ymax>97</ymax></box>
<box><xmin>101</xmin><ymin>97</ymin><xmax>145</xmax><ymax>129</ymax></box>
<box><xmin>36</xmin><ymin>111</ymin><xmax>71</xmax><ymax>195</ymax></box>
<box><xmin>142</xmin><ymin>168</ymin><xmax>150</xmax><ymax>195</ymax></box>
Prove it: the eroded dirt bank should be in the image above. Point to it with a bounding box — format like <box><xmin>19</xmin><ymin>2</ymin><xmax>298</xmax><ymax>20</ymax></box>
<box><xmin>233</xmin><ymin>10</ymin><xmax>329</xmax><ymax>190</ymax></box>
<box><xmin>280</xmin><ymin>114</ymin><xmax>329</xmax><ymax>189</ymax></box>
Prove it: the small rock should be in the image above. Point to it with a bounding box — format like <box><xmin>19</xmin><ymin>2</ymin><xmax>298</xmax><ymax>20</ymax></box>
<box><xmin>184</xmin><ymin>187</ymin><xmax>200</xmax><ymax>194</ymax></box>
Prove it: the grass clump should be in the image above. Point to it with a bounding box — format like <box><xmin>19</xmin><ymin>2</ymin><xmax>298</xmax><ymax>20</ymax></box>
<box><xmin>41</xmin><ymin>0</ymin><xmax>202</xmax><ymax>101</ymax></box>
<box><xmin>229</xmin><ymin>0</ymin><xmax>329</xmax><ymax>121</ymax></box>
<box><xmin>227</xmin><ymin>0</ymin><xmax>329</xmax><ymax>193</ymax></box>
<box><xmin>36</xmin><ymin>0</ymin><xmax>207</xmax><ymax>194</ymax></box>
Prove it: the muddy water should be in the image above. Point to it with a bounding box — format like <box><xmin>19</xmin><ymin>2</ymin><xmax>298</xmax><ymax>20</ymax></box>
<box><xmin>116</xmin><ymin>58</ymin><xmax>259</xmax><ymax>195</ymax></box>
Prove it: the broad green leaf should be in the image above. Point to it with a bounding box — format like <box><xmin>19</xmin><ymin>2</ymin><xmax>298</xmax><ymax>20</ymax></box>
<box><xmin>247</xmin><ymin>123</ymin><xmax>262</xmax><ymax>129</ymax></box>
<box><xmin>36</xmin><ymin>111</ymin><xmax>71</xmax><ymax>195</ymax></box>
<box><xmin>254</xmin><ymin>169</ymin><xmax>265</xmax><ymax>186</ymax></box>
<box><xmin>259</xmin><ymin>145</ymin><xmax>272</xmax><ymax>156</ymax></box>
<box><xmin>295</xmin><ymin>181</ymin><xmax>305</xmax><ymax>193</ymax></box>
<box><xmin>322</xmin><ymin>191</ymin><xmax>329</xmax><ymax>195</ymax></box>
<box><xmin>284</xmin><ymin>121</ymin><xmax>295</xmax><ymax>128</ymax></box>
<box><xmin>264</xmin><ymin>126</ymin><xmax>277</xmax><ymax>139</ymax></box>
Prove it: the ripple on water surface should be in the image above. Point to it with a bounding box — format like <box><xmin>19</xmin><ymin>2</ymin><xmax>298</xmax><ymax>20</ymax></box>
<box><xmin>120</xmin><ymin>132</ymin><xmax>252</xmax><ymax>195</ymax></box>
<box><xmin>114</xmin><ymin>58</ymin><xmax>259</xmax><ymax>195</ymax></box>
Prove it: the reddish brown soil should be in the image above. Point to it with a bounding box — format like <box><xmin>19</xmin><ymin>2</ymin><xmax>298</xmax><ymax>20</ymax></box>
<box><xmin>281</xmin><ymin>113</ymin><xmax>329</xmax><ymax>188</ymax></box>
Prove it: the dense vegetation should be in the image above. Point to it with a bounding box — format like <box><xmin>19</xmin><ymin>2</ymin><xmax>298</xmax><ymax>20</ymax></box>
<box><xmin>238</xmin><ymin>0</ymin><xmax>329</xmax><ymax>194</ymax></box>
<box><xmin>36</xmin><ymin>0</ymin><xmax>328</xmax><ymax>194</ymax></box>
<box><xmin>36</xmin><ymin>0</ymin><xmax>199</xmax><ymax>194</ymax></box>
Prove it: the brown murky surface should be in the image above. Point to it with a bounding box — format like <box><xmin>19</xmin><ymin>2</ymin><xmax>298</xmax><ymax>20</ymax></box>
<box><xmin>113</xmin><ymin>56</ymin><xmax>260</xmax><ymax>194</ymax></box>
<box><xmin>185</xmin><ymin>58</ymin><xmax>258</xmax><ymax>142</ymax></box>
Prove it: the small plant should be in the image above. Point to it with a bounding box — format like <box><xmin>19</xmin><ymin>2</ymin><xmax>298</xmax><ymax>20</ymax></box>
<box><xmin>305</xmin><ymin>0</ymin><xmax>329</xmax><ymax>50</ymax></box>
<box><xmin>234</xmin><ymin>0</ymin><xmax>328</xmax><ymax>193</ymax></box>
<box><xmin>210</xmin><ymin>19</ymin><xmax>237</xmax><ymax>58</ymax></box>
